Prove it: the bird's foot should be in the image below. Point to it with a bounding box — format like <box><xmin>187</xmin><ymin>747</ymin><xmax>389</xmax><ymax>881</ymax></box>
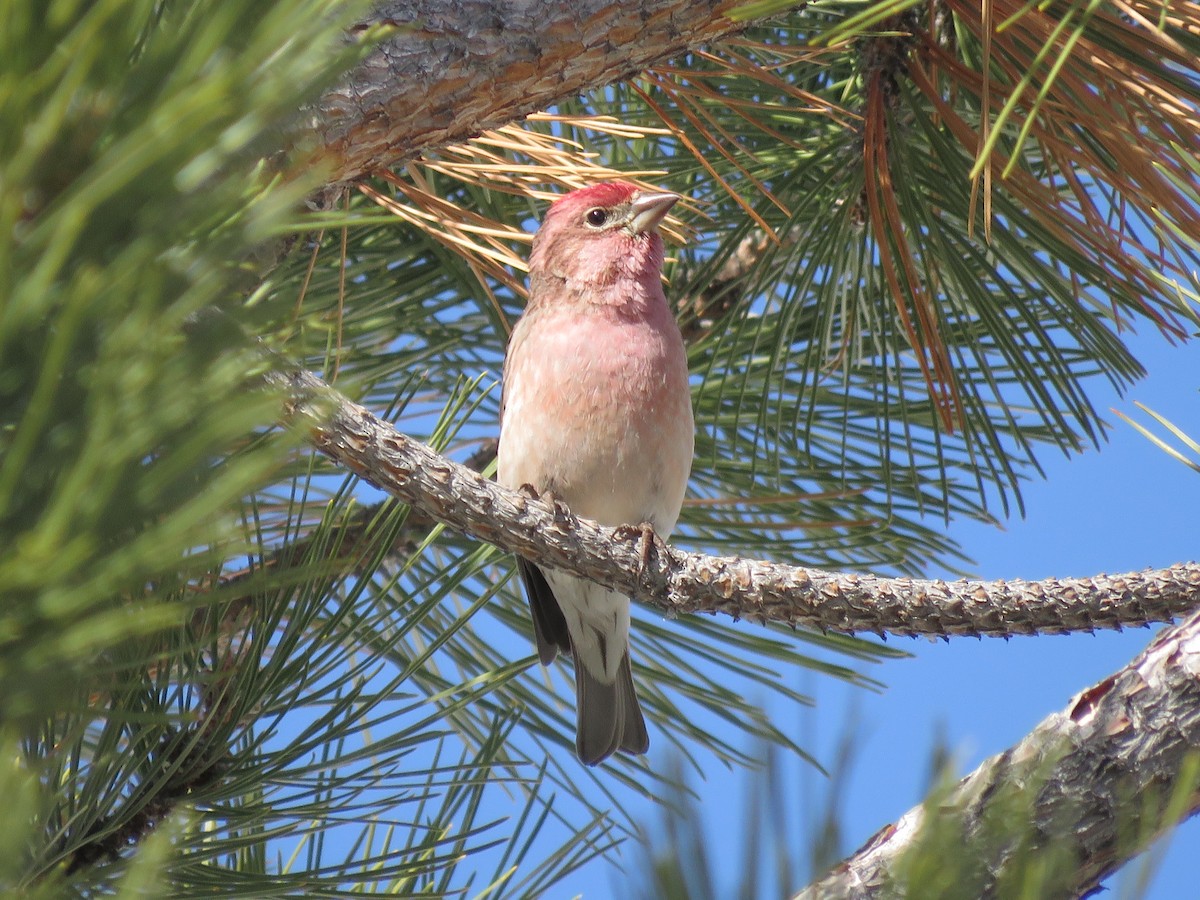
<box><xmin>614</xmin><ymin>521</ymin><xmax>664</xmax><ymax>579</ymax></box>
<box><xmin>518</xmin><ymin>483</ymin><xmax>571</xmax><ymax>519</ymax></box>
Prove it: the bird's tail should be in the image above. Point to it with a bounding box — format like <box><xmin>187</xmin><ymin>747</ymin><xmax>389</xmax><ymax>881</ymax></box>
<box><xmin>573</xmin><ymin>649</ymin><xmax>649</xmax><ymax>766</ymax></box>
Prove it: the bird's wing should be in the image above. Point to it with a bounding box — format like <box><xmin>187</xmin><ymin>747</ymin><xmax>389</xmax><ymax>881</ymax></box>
<box><xmin>517</xmin><ymin>558</ymin><xmax>571</xmax><ymax>665</ymax></box>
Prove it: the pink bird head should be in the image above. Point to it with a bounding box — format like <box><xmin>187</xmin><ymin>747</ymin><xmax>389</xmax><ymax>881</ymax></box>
<box><xmin>527</xmin><ymin>182</ymin><xmax>679</xmax><ymax>302</ymax></box>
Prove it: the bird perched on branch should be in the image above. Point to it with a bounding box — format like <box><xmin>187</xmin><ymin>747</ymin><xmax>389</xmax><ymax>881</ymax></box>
<box><xmin>498</xmin><ymin>182</ymin><xmax>695</xmax><ymax>765</ymax></box>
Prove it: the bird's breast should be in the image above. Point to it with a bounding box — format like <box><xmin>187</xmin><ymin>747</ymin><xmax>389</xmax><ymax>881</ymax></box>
<box><xmin>498</xmin><ymin>305</ymin><xmax>694</xmax><ymax>534</ymax></box>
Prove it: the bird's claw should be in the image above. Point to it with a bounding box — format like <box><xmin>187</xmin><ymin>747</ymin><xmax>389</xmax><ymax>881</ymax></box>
<box><xmin>614</xmin><ymin>521</ymin><xmax>663</xmax><ymax>579</ymax></box>
<box><xmin>520</xmin><ymin>484</ymin><xmax>571</xmax><ymax>519</ymax></box>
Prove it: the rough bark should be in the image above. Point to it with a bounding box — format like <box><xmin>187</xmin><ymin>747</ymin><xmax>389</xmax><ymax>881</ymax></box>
<box><xmin>269</xmin><ymin>366</ymin><xmax>1200</xmax><ymax>638</ymax></box>
<box><xmin>314</xmin><ymin>0</ymin><xmax>757</xmax><ymax>184</ymax></box>
<box><xmin>794</xmin><ymin>608</ymin><xmax>1200</xmax><ymax>898</ymax></box>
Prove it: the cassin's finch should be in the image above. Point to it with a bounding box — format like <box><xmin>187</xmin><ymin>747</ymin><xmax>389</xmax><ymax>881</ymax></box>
<box><xmin>498</xmin><ymin>182</ymin><xmax>694</xmax><ymax>765</ymax></box>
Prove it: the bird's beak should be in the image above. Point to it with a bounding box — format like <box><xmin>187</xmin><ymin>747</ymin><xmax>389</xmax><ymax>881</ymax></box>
<box><xmin>628</xmin><ymin>191</ymin><xmax>680</xmax><ymax>235</ymax></box>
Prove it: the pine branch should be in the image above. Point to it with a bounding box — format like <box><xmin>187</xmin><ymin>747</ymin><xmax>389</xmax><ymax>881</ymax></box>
<box><xmin>793</xmin><ymin>607</ymin><xmax>1200</xmax><ymax>898</ymax></box>
<box><xmin>188</xmin><ymin>439</ymin><xmax>498</xmax><ymax>646</ymax></box>
<box><xmin>270</xmin><ymin>365</ymin><xmax>1200</xmax><ymax>638</ymax></box>
<box><xmin>63</xmin><ymin>652</ymin><xmax>242</xmax><ymax>877</ymax></box>
<box><xmin>677</xmin><ymin>228</ymin><xmax>777</xmax><ymax>343</ymax></box>
<box><xmin>315</xmin><ymin>0</ymin><xmax>781</xmax><ymax>184</ymax></box>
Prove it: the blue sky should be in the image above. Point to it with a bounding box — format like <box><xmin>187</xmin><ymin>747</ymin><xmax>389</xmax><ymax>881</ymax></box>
<box><xmin>552</xmin><ymin>324</ymin><xmax>1199</xmax><ymax>896</ymax></box>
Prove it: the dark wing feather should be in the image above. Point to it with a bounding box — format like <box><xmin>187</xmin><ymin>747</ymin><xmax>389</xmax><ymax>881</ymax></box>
<box><xmin>517</xmin><ymin>559</ymin><xmax>570</xmax><ymax>665</ymax></box>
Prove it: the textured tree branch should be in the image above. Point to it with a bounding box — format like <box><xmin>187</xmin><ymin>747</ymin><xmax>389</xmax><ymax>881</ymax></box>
<box><xmin>268</xmin><ymin>366</ymin><xmax>1200</xmax><ymax>638</ymax></box>
<box><xmin>314</xmin><ymin>0</ymin><xmax>761</xmax><ymax>184</ymax></box>
<box><xmin>793</xmin><ymin>607</ymin><xmax>1200</xmax><ymax>898</ymax></box>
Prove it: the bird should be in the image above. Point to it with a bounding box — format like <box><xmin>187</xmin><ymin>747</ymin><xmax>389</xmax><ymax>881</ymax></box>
<box><xmin>497</xmin><ymin>182</ymin><xmax>695</xmax><ymax>765</ymax></box>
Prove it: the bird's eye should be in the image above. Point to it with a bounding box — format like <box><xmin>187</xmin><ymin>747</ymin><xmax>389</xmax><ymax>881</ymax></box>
<box><xmin>585</xmin><ymin>208</ymin><xmax>609</xmax><ymax>228</ymax></box>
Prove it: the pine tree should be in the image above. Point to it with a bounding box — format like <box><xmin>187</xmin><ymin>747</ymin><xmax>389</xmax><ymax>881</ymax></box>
<box><xmin>3</xmin><ymin>1</ymin><xmax>1199</xmax><ymax>896</ymax></box>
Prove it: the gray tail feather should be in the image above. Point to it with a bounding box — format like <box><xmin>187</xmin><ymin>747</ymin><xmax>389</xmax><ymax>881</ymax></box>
<box><xmin>574</xmin><ymin>650</ymin><xmax>649</xmax><ymax>766</ymax></box>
